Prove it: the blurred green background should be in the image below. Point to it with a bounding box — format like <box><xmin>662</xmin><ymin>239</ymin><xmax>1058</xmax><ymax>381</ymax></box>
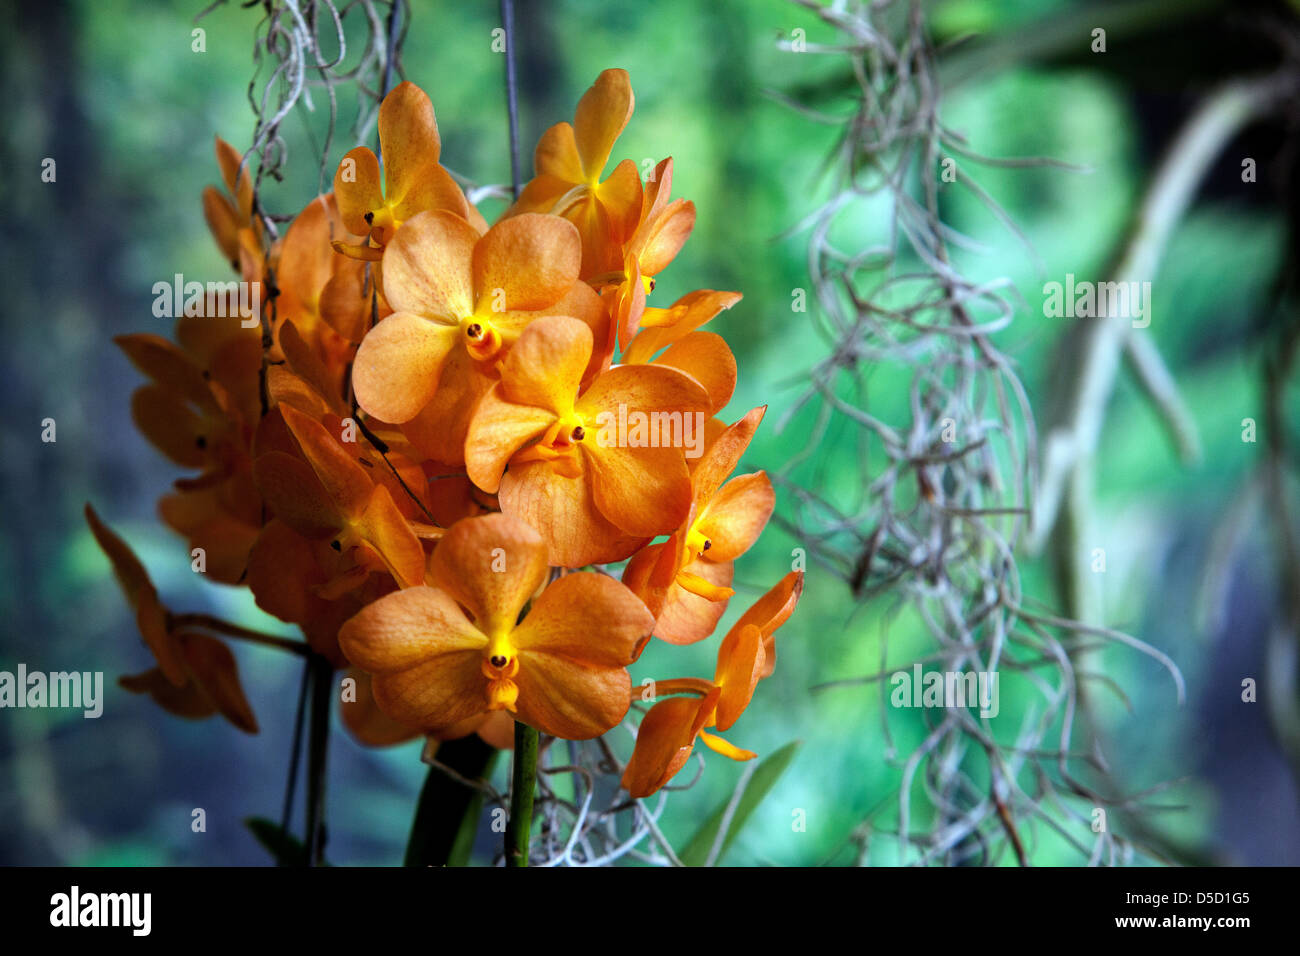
<box><xmin>1</xmin><ymin>0</ymin><xmax>1297</xmax><ymax>865</ymax></box>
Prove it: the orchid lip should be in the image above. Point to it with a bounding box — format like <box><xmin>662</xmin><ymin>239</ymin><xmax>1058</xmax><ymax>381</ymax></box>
<box><xmin>481</xmin><ymin>642</ymin><xmax>520</xmax><ymax>712</ymax></box>
<box><xmin>459</xmin><ymin>316</ymin><xmax>503</xmax><ymax>360</ymax></box>
<box><xmin>484</xmin><ymin>632</ymin><xmax>517</xmax><ymax>672</ymax></box>
<box><xmin>685</xmin><ymin>525</ymin><xmax>711</xmax><ymax>559</ymax></box>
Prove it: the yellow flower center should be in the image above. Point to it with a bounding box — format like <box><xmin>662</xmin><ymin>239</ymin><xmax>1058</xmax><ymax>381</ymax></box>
<box><xmin>685</xmin><ymin>523</ymin><xmax>712</xmax><ymax>563</ymax></box>
<box><xmin>364</xmin><ymin>205</ymin><xmax>398</xmax><ymax>244</ymax></box>
<box><xmin>482</xmin><ymin>634</ymin><xmax>519</xmax><ymax>712</ymax></box>
<box><xmin>459</xmin><ymin>316</ymin><xmax>504</xmax><ymax>362</ymax></box>
<box><xmin>510</xmin><ymin>414</ymin><xmax>586</xmax><ymax>478</ymax></box>
<box><xmin>555</xmin><ymin>412</ymin><xmax>586</xmax><ymax>445</ymax></box>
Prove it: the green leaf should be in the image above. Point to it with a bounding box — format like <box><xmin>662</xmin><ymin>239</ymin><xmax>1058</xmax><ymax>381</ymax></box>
<box><xmin>445</xmin><ymin>786</ymin><xmax>491</xmax><ymax>868</ymax></box>
<box><xmin>245</xmin><ymin>816</ymin><xmax>308</xmax><ymax>866</ymax></box>
<box><xmin>678</xmin><ymin>740</ymin><xmax>801</xmax><ymax>866</ymax></box>
<box><xmin>404</xmin><ymin>734</ymin><xmax>498</xmax><ymax>867</ymax></box>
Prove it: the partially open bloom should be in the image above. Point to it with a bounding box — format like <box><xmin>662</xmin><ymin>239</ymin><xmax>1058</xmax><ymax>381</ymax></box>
<box><xmin>115</xmin><ymin>330</ymin><xmax>262</xmax><ymax>585</ymax></box>
<box><xmin>274</xmin><ymin>193</ymin><xmax>368</xmax><ymax>388</ymax></box>
<box><xmin>332</xmin><ymin>81</ymin><xmax>470</xmax><ymax>258</ymax></box>
<box><xmin>621</xmin><ymin>570</ymin><xmax>803</xmax><ymax>797</ymax></box>
<box><xmin>601</xmin><ymin>157</ymin><xmax>697</xmax><ymax>348</ymax></box>
<box><xmin>202</xmin><ymin>136</ymin><xmax>262</xmax><ymax>276</ymax></box>
<box><xmin>510</xmin><ymin>68</ymin><xmax>643</xmax><ymax>278</ymax></box>
<box><xmin>623</xmin><ymin>288</ymin><xmax>743</xmax><ymax>365</ymax></box>
<box><xmin>624</xmin><ymin>406</ymin><xmax>774</xmax><ymax>643</ymax></box>
<box><xmin>85</xmin><ymin>505</ymin><xmax>257</xmax><ymax>732</ymax></box>
<box><xmin>339</xmin><ymin>513</ymin><xmax>654</xmax><ymax>739</ymax></box>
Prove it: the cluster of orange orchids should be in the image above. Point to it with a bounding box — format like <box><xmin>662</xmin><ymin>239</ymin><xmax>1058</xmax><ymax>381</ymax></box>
<box><xmin>88</xmin><ymin>69</ymin><xmax>802</xmax><ymax>804</ymax></box>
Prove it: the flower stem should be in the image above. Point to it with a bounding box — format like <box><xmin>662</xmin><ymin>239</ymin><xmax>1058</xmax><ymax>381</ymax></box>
<box><xmin>499</xmin><ymin>0</ymin><xmax>521</xmax><ymax>199</ymax></box>
<box><xmin>279</xmin><ymin>658</ymin><xmax>310</xmax><ymax>834</ymax></box>
<box><xmin>303</xmin><ymin>653</ymin><xmax>333</xmax><ymax>866</ymax></box>
<box><xmin>167</xmin><ymin>613</ymin><xmax>310</xmax><ymax>656</ymax></box>
<box><xmin>505</xmin><ymin>720</ymin><xmax>537</xmax><ymax>867</ymax></box>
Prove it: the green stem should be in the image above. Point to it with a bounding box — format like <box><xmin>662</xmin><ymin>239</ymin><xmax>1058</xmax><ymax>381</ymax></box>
<box><xmin>304</xmin><ymin>653</ymin><xmax>333</xmax><ymax>866</ymax></box>
<box><xmin>500</xmin><ymin>0</ymin><xmax>521</xmax><ymax>198</ymax></box>
<box><xmin>505</xmin><ymin>721</ymin><xmax>537</xmax><ymax>867</ymax></box>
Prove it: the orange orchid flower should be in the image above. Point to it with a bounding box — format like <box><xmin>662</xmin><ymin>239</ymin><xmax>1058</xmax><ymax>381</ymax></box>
<box><xmin>510</xmin><ymin>68</ymin><xmax>644</xmax><ymax>278</ymax></box>
<box><xmin>116</xmin><ymin>333</ymin><xmax>253</xmax><ymax>479</ymax></box>
<box><xmin>118</xmin><ymin>631</ymin><xmax>259</xmax><ymax>733</ymax></box>
<box><xmin>350</xmin><ymin>209</ymin><xmax>606</xmax><ymax>464</ymax></box>
<box><xmin>249</xmin><ymin>372</ymin><xmax>432</xmax><ymax>661</ymax></box>
<box><xmin>339</xmin><ymin>513</ymin><xmax>654</xmax><ymax>740</ymax></box>
<box><xmin>601</xmin><ymin>157</ymin><xmax>697</xmax><ymax>349</ymax></box>
<box><xmin>190</xmin><ymin>139</ymin><xmax>269</xmax><ymax>422</ymax></box>
<box><xmin>171</xmin><ymin>310</ymin><xmax>264</xmax><ymax>427</ymax></box>
<box><xmin>621</xmin><ymin>570</ymin><xmax>804</xmax><ymax>797</ymax></box>
<box><xmin>101</xmin><ymin>63</ymin><xmax>804</xmax><ymax>839</ymax></box>
<box><xmin>465</xmin><ymin>314</ymin><xmax>710</xmax><ymax>567</ymax></box>
<box><xmin>333</xmin><ymin>81</ymin><xmax>471</xmax><ymax>258</ymax></box>
<box><xmin>244</xmin><ymin>514</ymin><xmax>398</xmax><ymax>665</ymax></box>
<box><xmin>252</xmin><ymin>403</ymin><xmax>427</xmax><ymax>592</ymax></box>
<box><xmin>115</xmin><ymin>333</ymin><xmax>262</xmax><ymax>584</ymax></box>
<box><xmin>624</xmin><ymin>406</ymin><xmax>774</xmax><ymax>644</ymax></box>
<box><xmin>85</xmin><ymin>505</ymin><xmax>258</xmax><ymax>733</ymax></box>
